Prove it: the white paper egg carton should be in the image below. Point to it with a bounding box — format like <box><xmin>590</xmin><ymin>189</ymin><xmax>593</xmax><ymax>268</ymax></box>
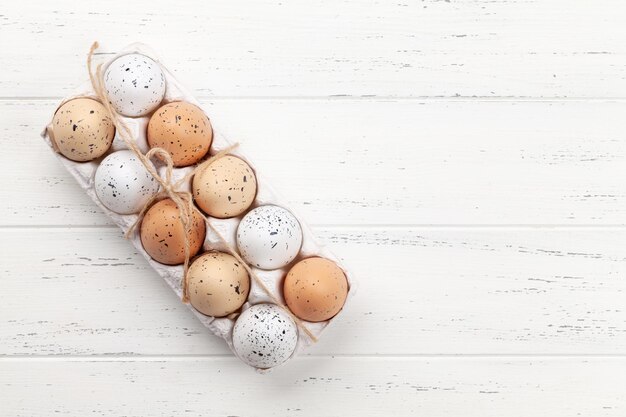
<box><xmin>40</xmin><ymin>42</ymin><xmax>355</xmax><ymax>370</ymax></box>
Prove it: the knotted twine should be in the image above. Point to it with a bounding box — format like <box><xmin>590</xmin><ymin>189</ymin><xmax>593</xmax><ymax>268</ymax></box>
<box><xmin>85</xmin><ymin>42</ymin><xmax>317</xmax><ymax>342</ymax></box>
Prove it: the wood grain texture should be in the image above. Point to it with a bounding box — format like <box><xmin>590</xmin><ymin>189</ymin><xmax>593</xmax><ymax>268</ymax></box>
<box><xmin>1</xmin><ymin>358</ymin><xmax>625</xmax><ymax>417</ymax></box>
<box><xmin>1</xmin><ymin>1</ymin><xmax>626</xmax><ymax>98</ymax></box>
<box><xmin>2</xmin><ymin>228</ymin><xmax>626</xmax><ymax>356</ymax></box>
<box><xmin>5</xmin><ymin>99</ymin><xmax>626</xmax><ymax>226</ymax></box>
<box><xmin>2</xmin><ymin>1</ymin><xmax>626</xmax><ymax>415</ymax></box>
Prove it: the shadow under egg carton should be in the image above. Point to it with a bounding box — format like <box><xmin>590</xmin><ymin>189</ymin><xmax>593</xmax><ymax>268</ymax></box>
<box><xmin>40</xmin><ymin>42</ymin><xmax>355</xmax><ymax>372</ymax></box>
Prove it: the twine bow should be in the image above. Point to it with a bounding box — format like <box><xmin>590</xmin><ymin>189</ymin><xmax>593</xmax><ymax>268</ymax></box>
<box><xmin>85</xmin><ymin>42</ymin><xmax>317</xmax><ymax>342</ymax></box>
<box><xmin>87</xmin><ymin>42</ymin><xmax>235</xmax><ymax>303</ymax></box>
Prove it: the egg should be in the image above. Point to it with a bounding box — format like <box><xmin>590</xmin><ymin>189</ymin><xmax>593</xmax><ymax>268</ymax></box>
<box><xmin>187</xmin><ymin>252</ymin><xmax>250</xmax><ymax>317</ymax></box>
<box><xmin>140</xmin><ymin>199</ymin><xmax>206</xmax><ymax>265</ymax></box>
<box><xmin>51</xmin><ymin>98</ymin><xmax>115</xmax><ymax>162</ymax></box>
<box><xmin>104</xmin><ymin>53</ymin><xmax>166</xmax><ymax>117</ymax></box>
<box><xmin>284</xmin><ymin>257</ymin><xmax>348</xmax><ymax>322</ymax></box>
<box><xmin>147</xmin><ymin>102</ymin><xmax>212</xmax><ymax>167</ymax></box>
<box><xmin>232</xmin><ymin>304</ymin><xmax>298</xmax><ymax>368</ymax></box>
<box><xmin>94</xmin><ymin>150</ymin><xmax>160</xmax><ymax>214</ymax></box>
<box><xmin>193</xmin><ymin>155</ymin><xmax>257</xmax><ymax>218</ymax></box>
<box><xmin>236</xmin><ymin>205</ymin><xmax>303</xmax><ymax>270</ymax></box>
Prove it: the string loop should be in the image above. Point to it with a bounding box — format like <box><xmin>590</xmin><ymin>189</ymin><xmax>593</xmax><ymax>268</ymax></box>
<box><xmin>85</xmin><ymin>42</ymin><xmax>316</xmax><ymax>342</ymax></box>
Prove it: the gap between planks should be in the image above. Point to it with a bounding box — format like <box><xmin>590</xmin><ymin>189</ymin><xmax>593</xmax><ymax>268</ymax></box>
<box><xmin>4</xmin><ymin>96</ymin><xmax>626</xmax><ymax>102</ymax></box>
<box><xmin>4</xmin><ymin>354</ymin><xmax>626</xmax><ymax>362</ymax></box>
<box><xmin>4</xmin><ymin>224</ymin><xmax>626</xmax><ymax>230</ymax></box>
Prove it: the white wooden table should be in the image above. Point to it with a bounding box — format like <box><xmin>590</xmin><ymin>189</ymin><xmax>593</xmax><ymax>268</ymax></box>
<box><xmin>2</xmin><ymin>1</ymin><xmax>626</xmax><ymax>415</ymax></box>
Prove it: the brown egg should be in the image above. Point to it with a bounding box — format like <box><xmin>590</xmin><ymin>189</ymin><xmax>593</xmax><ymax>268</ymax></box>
<box><xmin>187</xmin><ymin>252</ymin><xmax>250</xmax><ymax>317</ymax></box>
<box><xmin>52</xmin><ymin>98</ymin><xmax>115</xmax><ymax>162</ymax></box>
<box><xmin>140</xmin><ymin>199</ymin><xmax>206</xmax><ymax>265</ymax></box>
<box><xmin>284</xmin><ymin>257</ymin><xmax>348</xmax><ymax>322</ymax></box>
<box><xmin>147</xmin><ymin>101</ymin><xmax>212</xmax><ymax>167</ymax></box>
<box><xmin>193</xmin><ymin>155</ymin><xmax>257</xmax><ymax>218</ymax></box>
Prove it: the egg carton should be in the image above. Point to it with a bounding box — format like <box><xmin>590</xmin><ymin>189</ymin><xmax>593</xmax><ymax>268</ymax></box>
<box><xmin>40</xmin><ymin>42</ymin><xmax>355</xmax><ymax>371</ymax></box>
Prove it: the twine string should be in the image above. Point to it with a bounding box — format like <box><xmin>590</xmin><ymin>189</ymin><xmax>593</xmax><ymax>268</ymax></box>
<box><xmin>192</xmin><ymin>207</ymin><xmax>318</xmax><ymax>342</ymax></box>
<box><xmin>87</xmin><ymin>42</ymin><xmax>196</xmax><ymax>302</ymax></box>
<box><xmin>85</xmin><ymin>42</ymin><xmax>316</xmax><ymax>342</ymax></box>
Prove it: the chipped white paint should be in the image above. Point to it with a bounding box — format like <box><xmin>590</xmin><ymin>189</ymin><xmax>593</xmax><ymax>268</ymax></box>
<box><xmin>1</xmin><ymin>1</ymin><xmax>626</xmax><ymax>98</ymax></box>
<box><xmin>2</xmin><ymin>228</ymin><xmax>626</xmax><ymax>356</ymax></box>
<box><xmin>5</xmin><ymin>99</ymin><xmax>626</xmax><ymax>226</ymax></box>
<box><xmin>1</xmin><ymin>0</ymin><xmax>626</xmax><ymax>415</ymax></box>
<box><xmin>2</xmin><ymin>358</ymin><xmax>626</xmax><ymax>416</ymax></box>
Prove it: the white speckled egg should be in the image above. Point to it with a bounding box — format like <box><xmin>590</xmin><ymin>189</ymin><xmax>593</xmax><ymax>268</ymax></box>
<box><xmin>236</xmin><ymin>205</ymin><xmax>303</xmax><ymax>270</ymax></box>
<box><xmin>232</xmin><ymin>304</ymin><xmax>298</xmax><ymax>369</ymax></box>
<box><xmin>104</xmin><ymin>53</ymin><xmax>166</xmax><ymax>117</ymax></box>
<box><xmin>94</xmin><ymin>150</ymin><xmax>160</xmax><ymax>214</ymax></box>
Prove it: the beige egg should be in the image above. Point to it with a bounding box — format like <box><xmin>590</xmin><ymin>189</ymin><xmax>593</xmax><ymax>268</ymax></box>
<box><xmin>193</xmin><ymin>155</ymin><xmax>257</xmax><ymax>218</ymax></box>
<box><xmin>187</xmin><ymin>252</ymin><xmax>250</xmax><ymax>317</ymax></box>
<box><xmin>147</xmin><ymin>101</ymin><xmax>212</xmax><ymax>167</ymax></box>
<box><xmin>284</xmin><ymin>257</ymin><xmax>348</xmax><ymax>322</ymax></box>
<box><xmin>140</xmin><ymin>199</ymin><xmax>206</xmax><ymax>265</ymax></box>
<box><xmin>51</xmin><ymin>98</ymin><xmax>115</xmax><ymax>162</ymax></box>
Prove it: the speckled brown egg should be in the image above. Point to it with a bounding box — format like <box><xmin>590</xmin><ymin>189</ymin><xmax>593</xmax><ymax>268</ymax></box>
<box><xmin>187</xmin><ymin>251</ymin><xmax>250</xmax><ymax>317</ymax></box>
<box><xmin>147</xmin><ymin>101</ymin><xmax>212</xmax><ymax>167</ymax></box>
<box><xmin>284</xmin><ymin>257</ymin><xmax>348</xmax><ymax>322</ymax></box>
<box><xmin>193</xmin><ymin>155</ymin><xmax>257</xmax><ymax>218</ymax></box>
<box><xmin>140</xmin><ymin>199</ymin><xmax>206</xmax><ymax>265</ymax></box>
<box><xmin>51</xmin><ymin>98</ymin><xmax>115</xmax><ymax>162</ymax></box>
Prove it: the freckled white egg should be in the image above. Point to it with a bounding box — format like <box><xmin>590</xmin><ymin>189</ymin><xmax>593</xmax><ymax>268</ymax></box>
<box><xmin>236</xmin><ymin>205</ymin><xmax>303</xmax><ymax>270</ymax></box>
<box><xmin>94</xmin><ymin>150</ymin><xmax>160</xmax><ymax>214</ymax></box>
<box><xmin>232</xmin><ymin>304</ymin><xmax>298</xmax><ymax>369</ymax></box>
<box><xmin>104</xmin><ymin>53</ymin><xmax>166</xmax><ymax>117</ymax></box>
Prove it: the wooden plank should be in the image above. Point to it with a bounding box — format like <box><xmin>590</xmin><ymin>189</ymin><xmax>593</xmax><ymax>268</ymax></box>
<box><xmin>1</xmin><ymin>357</ymin><xmax>624</xmax><ymax>416</ymax></box>
<box><xmin>5</xmin><ymin>99</ymin><xmax>626</xmax><ymax>226</ymax></box>
<box><xmin>2</xmin><ymin>228</ymin><xmax>626</xmax><ymax>356</ymax></box>
<box><xmin>1</xmin><ymin>1</ymin><xmax>626</xmax><ymax>98</ymax></box>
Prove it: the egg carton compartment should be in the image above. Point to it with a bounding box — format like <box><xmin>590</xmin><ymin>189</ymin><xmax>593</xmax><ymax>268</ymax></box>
<box><xmin>41</xmin><ymin>42</ymin><xmax>355</xmax><ymax>371</ymax></box>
